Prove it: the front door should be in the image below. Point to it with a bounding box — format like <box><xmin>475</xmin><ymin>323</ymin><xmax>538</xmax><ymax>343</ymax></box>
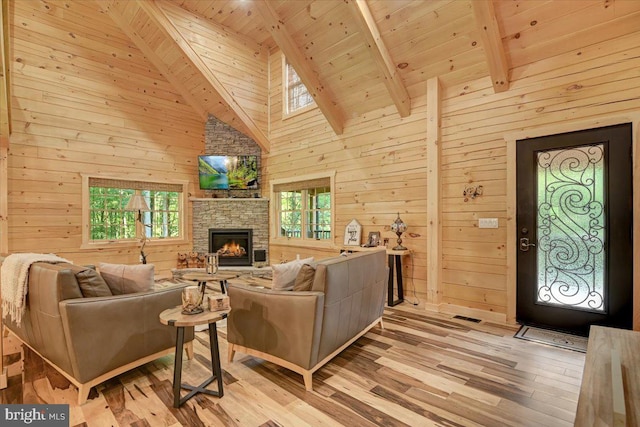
<box><xmin>516</xmin><ymin>123</ymin><xmax>633</xmax><ymax>335</ymax></box>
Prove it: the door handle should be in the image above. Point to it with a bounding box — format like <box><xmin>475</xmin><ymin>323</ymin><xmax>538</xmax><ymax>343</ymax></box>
<box><xmin>520</xmin><ymin>238</ymin><xmax>536</xmax><ymax>252</ymax></box>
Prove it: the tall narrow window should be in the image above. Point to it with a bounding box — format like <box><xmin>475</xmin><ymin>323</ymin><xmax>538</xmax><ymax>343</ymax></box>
<box><xmin>86</xmin><ymin>177</ymin><xmax>184</xmax><ymax>244</ymax></box>
<box><xmin>273</xmin><ymin>176</ymin><xmax>332</xmax><ymax>242</ymax></box>
<box><xmin>285</xmin><ymin>59</ymin><xmax>314</xmax><ymax>115</ymax></box>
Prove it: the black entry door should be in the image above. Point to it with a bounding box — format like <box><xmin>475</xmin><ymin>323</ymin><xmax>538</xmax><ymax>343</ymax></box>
<box><xmin>516</xmin><ymin>123</ymin><xmax>633</xmax><ymax>335</ymax></box>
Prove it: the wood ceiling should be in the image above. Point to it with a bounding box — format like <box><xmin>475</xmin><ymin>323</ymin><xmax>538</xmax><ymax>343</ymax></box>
<box><xmin>97</xmin><ymin>0</ymin><xmax>640</xmax><ymax>151</ymax></box>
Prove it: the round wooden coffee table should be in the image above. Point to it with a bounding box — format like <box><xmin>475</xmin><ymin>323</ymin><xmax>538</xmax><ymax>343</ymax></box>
<box><xmin>159</xmin><ymin>306</ymin><xmax>229</xmax><ymax>407</ymax></box>
<box><xmin>182</xmin><ymin>271</ymin><xmax>241</xmax><ymax>294</ymax></box>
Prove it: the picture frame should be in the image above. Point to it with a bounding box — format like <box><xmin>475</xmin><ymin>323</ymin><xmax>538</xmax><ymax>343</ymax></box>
<box><xmin>343</xmin><ymin>219</ymin><xmax>362</xmax><ymax>246</ymax></box>
<box><xmin>366</xmin><ymin>231</ymin><xmax>381</xmax><ymax>247</ymax></box>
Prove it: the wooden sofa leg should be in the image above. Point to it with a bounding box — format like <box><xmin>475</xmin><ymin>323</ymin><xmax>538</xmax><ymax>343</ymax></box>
<box><xmin>77</xmin><ymin>384</ymin><xmax>90</xmax><ymax>405</ymax></box>
<box><xmin>378</xmin><ymin>319</ymin><xmax>384</xmax><ymax>329</ymax></box>
<box><xmin>185</xmin><ymin>341</ymin><xmax>194</xmax><ymax>360</ymax></box>
<box><xmin>228</xmin><ymin>345</ymin><xmax>236</xmax><ymax>363</ymax></box>
<box><xmin>303</xmin><ymin>372</ymin><xmax>313</xmax><ymax>391</ymax></box>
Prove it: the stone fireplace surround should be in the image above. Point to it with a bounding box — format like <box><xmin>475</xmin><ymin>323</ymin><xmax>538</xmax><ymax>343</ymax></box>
<box><xmin>191</xmin><ymin>198</ymin><xmax>269</xmax><ymax>265</ymax></box>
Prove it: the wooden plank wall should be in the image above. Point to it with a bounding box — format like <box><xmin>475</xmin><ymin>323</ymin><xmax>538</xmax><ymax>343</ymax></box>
<box><xmin>265</xmin><ymin>49</ymin><xmax>429</xmax><ymax>303</ymax></box>
<box><xmin>7</xmin><ymin>0</ymin><xmax>204</xmax><ymax>273</ymax></box>
<box><xmin>266</xmin><ymin>29</ymin><xmax>640</xmax><ymax>321</ymax></box>
<box><xmin>159</xmin><ymin>0</ymin><xmax>269</xmax><ymax>134</ymax></box>
<box><xmin>439</xmin><ymin>30</ymin><xmax>640</xmax><ymax>321</ymax></box>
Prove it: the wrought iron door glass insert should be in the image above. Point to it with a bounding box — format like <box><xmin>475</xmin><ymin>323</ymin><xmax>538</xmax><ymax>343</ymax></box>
<box><xmin>536</xmin><ymin>144</ymin><xmax>605</xmax><ymax>312</ymax></box>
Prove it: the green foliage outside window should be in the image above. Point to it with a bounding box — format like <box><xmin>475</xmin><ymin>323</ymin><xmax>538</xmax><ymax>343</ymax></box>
<box><xmin>278</xmin><ymin>187</ymin><xmax>331</xmax><ymax>240</ymax></box>
<box><xmin>89</xmin><ymin>186</ymin><xmax>180</xmax><ymax>242</ymax></box>
<box><xmin>279</xmin><ymin>191</ymin><xmax>302</xmax><ymax>238</ymax></box>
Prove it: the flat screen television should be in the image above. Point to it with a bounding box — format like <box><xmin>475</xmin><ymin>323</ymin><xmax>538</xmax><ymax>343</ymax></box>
<box><xmin>198</xmin><ymin>155</ymin><xmax>258</xmax><ymax>190</ymax></box>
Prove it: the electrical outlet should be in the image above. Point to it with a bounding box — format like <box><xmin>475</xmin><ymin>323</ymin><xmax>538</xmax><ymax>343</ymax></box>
<box><xmin>478</xmin><ymin>218</ymin><xmax>498</xmax><ymax>229</ymax></box>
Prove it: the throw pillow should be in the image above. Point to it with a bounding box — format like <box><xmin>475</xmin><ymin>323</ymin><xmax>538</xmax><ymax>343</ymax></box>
<box><xmin>98</xmin><ymin>263</ymin><xmax>155</xmax><ymax>295</ymax></box>
<box><xmin>293</xmin><ymin>263</ymin><xmax>316</xmax><ymax>292</ymax></box>
<box><xmin>75</xmin><ymin>267</ymin><xmax>112</xmax><ymax>298</ymax></box>
<box><xmin>271</xmin><ymin>257</ymin><xmax>314</xmax><ymax>291</ymax></box>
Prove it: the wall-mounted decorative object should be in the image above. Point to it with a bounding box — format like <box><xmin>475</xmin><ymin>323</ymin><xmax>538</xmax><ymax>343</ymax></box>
<box><xmin>343</xmin><ymin>219</ymin><xmax>362</xmax><ymax>246</ymax></box>
<box><xmin>365</xmin><ymin>231</ymin><xmax>381</xmax><ymax>247</ymax></box>
<box><xmin>463</xmin><ymin>185</ymin><xmax>483</xmax><ymax>202</ymax></box>
<box><xmin>390</xmin><ymin>213</ymin><xmax>408</xmax><ymax>250</ymax></box>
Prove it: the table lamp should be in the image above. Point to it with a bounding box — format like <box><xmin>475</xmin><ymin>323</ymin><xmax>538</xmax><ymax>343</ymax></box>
<box><xmin>125</xmin><ymin>193</ymin><xmax>151</xmax><ymax>264</ymax></box>
<box><xmin>390</xmin><ymin>213</ymin><xmax>407</xmax><ymax>250</ymax></box>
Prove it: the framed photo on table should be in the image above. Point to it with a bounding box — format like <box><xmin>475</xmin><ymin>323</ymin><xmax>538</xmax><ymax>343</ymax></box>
<box><xmin>343</xmin><ymin>219</ymin><xmax>362</xmax><ymax>246</ymax></box>
<box><xmin>366</xmin><ymin>231</ymin><xmax>381</xmax><ymax>247</ymax></box>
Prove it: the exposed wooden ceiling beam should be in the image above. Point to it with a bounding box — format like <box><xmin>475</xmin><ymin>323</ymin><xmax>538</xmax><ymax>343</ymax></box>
<box><xmin>255</xmin><ymin>0</ymin><xmax>344</xmax><ymax>135</ymax></box>
<box><xmin>347</xmin><ymin>0</ymin><xmax>410</xmax><ymax>118</ymax></box>
<box><xmin>472</xmin><ymin>0</ymin><xmax>510</xmax><ymax>93</ymax></box>
<box><xmin>0</xmin><ymin>0</ymin><xmax>11</xmax><ymax>148</ymax></box>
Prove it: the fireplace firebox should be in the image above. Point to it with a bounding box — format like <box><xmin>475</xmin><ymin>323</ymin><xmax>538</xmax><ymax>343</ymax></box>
<box><xmin>209</xmin><ymin>228</ymin><xmax>253</xmax><ymax>267</ymax></box>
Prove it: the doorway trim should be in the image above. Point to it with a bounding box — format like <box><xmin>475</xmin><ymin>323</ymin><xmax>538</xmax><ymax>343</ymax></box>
<box><xmin>505</xmin><ymin>114</ymin><xmax>640</xmax><ymax>330</ymax></box>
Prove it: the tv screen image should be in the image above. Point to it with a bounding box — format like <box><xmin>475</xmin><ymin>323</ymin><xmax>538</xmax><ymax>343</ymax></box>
<box><xmin>198</xmin><ymin>155</ymin><xmax>258</xmax><ymax>190</ymax></box>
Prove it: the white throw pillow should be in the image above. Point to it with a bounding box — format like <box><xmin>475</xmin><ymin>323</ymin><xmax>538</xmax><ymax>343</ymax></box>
<box><xmin>98</xmin><ymin>263</ymin><xmax>155</xmax><ymax>295</ymax></box>
<box><xmin>271</xmin><ymin>257</ymin><xmax>314</xmax><ymax>291</ymax></box>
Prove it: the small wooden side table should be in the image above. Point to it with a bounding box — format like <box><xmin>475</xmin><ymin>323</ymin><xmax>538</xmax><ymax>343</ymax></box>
<box><xmin>182</xmin><ymin>272</ymin><xmax>240</xmax><ymax>295</ymax></box>
<box><xmin>340</xmin><ymin>246</ymin><xmax>411</xmax><ymax>306</ymax></box>
<box><xmin>159</xmin><ymin>306</ymin><xmax>228</xmax><ymax>407</ymax></box>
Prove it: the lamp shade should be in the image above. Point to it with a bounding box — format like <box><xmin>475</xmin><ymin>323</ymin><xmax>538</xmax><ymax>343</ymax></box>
<box><xmin>125</xmin><ymin>194</ymin><xmax>150</xmax><ymax>212</ymax></box>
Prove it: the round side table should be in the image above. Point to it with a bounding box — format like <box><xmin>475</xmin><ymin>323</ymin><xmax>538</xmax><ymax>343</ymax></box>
<box><xmin>159</xmin><ymin>306</ymin><xmax>228</xmax><ymax>407</ymax></box>
<box><xmin>182</xmin><ymin>271</ymin><xmax>240</xmax><ymax>295</ymax></box>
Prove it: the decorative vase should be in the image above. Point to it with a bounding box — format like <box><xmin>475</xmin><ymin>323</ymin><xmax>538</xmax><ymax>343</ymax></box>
<box><xmin>181</xmin><ymin>286</ymin><xmax>204</xmax><ymax>314</ymax></box>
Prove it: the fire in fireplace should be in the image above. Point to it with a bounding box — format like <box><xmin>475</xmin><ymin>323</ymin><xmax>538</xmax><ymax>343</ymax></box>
<box><xmin>209</xmin><ymin>228</ymin><xmax>253</xmax><ymax>266</ymax></box>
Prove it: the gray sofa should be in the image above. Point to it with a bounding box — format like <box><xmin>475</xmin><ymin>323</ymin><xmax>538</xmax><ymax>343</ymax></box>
<box><xmin>2</xmin><ymin>262</ymin><xmax>194</xmax><ymax>404</ymax></box>
<box><xmin>227</xmin><ymin>249</ymin><xmax>388</xmax><ymax>390</ymax></box>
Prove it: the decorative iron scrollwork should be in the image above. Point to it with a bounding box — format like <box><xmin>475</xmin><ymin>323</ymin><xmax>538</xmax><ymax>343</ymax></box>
<box><xmin>536</xmin><ymin>144</ymin><xmax>605</xmax><ymax>312</ymax></box>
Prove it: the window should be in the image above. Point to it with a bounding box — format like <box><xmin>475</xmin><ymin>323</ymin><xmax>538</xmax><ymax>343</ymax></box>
<box><xmin>273</xmin><ymin>176</ymin><xmax>332</xmax><ymax>242</ymax></box>
<box><xmin>284</xmin><ymin>58</ymin><xmax>314</xmax><ymax>115</ymax></box>
<box><xmin>84</xmin><ymin>177</ymin><xmax>185</xmax><ymax>245</ymax></box>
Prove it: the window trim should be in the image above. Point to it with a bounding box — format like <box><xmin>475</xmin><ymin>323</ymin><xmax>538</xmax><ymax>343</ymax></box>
<box><xmin>270</xmin><ymin>171</ymin><xmax>336</xmax><ymax>249</ymax></box>
<box><xmin>81</xmin><ymin>174</ymin><xmax>189</xmax><ymax>249</ymax></box>
<box><xmin>281</xmin><ymin>54</ymin><xmax>316</xmax><ymax>119</ymax></box>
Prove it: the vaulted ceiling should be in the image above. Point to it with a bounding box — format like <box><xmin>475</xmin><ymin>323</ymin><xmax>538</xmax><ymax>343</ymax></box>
<box><xmin>96</xmin><ymin>0</ymin><xmax>640</xmax><ymax>152</ymax></box>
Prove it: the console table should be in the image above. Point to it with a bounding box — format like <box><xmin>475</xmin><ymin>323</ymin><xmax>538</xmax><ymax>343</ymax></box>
<box><xmin>574</xmin><ymin>326</ymin><xmax>640</xmax><ymax>426</ymax></box>
<box><xmin>159</xmin><ymin>306</ymin><xmax>228</xmax><ymax>407</ymax></box>
<box><xmin>340</xmin><ymin>246</ymin><xmax>411</xmax><ymax>306</ymax></box>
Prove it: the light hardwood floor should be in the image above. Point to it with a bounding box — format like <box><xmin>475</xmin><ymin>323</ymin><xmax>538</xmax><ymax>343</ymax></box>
<box><xmin>1</xmin><ymin>305</ymin><xmax>585</xmax><ymax>426</ymax></box>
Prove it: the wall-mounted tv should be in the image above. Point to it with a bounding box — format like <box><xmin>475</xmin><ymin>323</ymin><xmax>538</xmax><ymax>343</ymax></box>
<box><xmin>198</xmin><ymin>155</ymin><xmax>258</xmax><ymax>190</ymax></box>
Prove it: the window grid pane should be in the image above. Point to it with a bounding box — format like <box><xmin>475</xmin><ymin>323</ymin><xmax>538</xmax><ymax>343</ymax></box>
<box><xmin>279</xmin><ymin>191</ymin><xmax>302</xmax><ymax>238</ymax></box>
<box><xmin>144</xmin><ymin>191</ymin><xmax>180</xmax><ymax>239</ymax></box>
<box><xmin>89</xmin><ymin>187</ymin><xmax>136</xmax><ymax>241</ymax></box>
<box><xmin>286</xmin><ymin>62</ymin><xmax>314</xmax><ymax>113</ymax></box>
<box><xmin>306</xmin><ymin>187</ymin><xmax>331</xmax><ymax>240</ymax></box>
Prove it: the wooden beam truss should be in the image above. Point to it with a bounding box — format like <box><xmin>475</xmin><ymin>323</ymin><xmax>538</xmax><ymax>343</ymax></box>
<box><xmin>472</xmin><ymin>0</ymin><xmax>510</xmax><ymax>93</ymax></box>
<box><xmin>347</xmin><ymin>0</ymin><xmax>410</xmax><ymax>118</ymax></box>
<box><xmin>255</xmin><ymin>0</ymin><xmax>344</xmax><ymax>135</ymax></box>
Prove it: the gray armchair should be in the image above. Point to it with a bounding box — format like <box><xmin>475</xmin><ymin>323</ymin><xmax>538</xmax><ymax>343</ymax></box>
<box><xmin>3</xmin><ymin>262</ymin><xmax>194</xmax><ymax>404</ymax></box>
<box><xmin>227</xmin><ymin>250</ymin><xmax>388</xmax><ymax>390</ymax></box>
